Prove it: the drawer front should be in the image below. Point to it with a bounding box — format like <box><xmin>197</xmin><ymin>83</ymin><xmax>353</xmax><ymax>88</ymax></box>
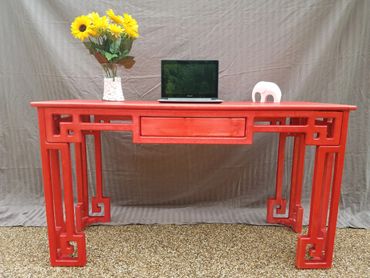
<box><xmin>140</xmin><ymin>117</ymin><xmax>246</xmax><ymax>137</ymax></box>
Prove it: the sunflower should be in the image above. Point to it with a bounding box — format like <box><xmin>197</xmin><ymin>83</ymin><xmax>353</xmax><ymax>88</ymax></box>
<box><xmin>88</xmin><ymin>12</ymin><xmax>108</xmax><ymax>36</ymax></box>
<box><xmin>95</xmin><ymin>15</ymin><xmax>109</xmax><ymax>30</ymax></box>
<box><xmin>87</xmin><ymin>12</ymin><xmax>100</xmax><ymax>22</ymax></box>
<box><xmin>122</xmin><ymin>13</ymin><xmax>139</xmax><ymax>39</ymax></box>
<box><xmin>71</xmin><ymin>15</ymin><xmax>92</xmax><ymax>41</ymax></box>
<box><xmin>109</xmin><ymin>24</ymin><xmax>124</xmax><ymax>38</ymax></box>
<box><xmin>106</xmin><ymin>9</ymin><xmax>124</xmax><ymax>25</ymax></box>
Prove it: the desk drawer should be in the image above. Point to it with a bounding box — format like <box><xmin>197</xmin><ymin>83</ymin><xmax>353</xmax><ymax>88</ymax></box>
<box><xmin>140</xmin><ymin>117</ymin><xmax>246</xmax><ymax>137</ymax></box>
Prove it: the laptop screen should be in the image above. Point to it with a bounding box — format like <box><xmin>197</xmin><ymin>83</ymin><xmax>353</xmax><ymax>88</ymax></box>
<box><xmin>161</xmin><ymin>60</ymin><xmax>219</xmax><ymax>98</ymax></box>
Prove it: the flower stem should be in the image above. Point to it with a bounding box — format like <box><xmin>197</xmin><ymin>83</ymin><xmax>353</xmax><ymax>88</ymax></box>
<box><xmin>102</xmin><ymin>63</ymin><xmax>118</xmax><ymax>79</ymax></box>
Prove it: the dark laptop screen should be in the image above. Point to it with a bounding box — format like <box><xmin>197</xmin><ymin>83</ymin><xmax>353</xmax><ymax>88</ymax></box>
<box><xmin>161</xmin><ymin>60</ymin><xmax>218</xmax><ymax>98</ymax></box>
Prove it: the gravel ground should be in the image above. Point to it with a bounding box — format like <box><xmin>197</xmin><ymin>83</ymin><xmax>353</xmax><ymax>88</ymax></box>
<box><xmin>0</xmin><ymin>225</ymin><xmax>369</xmax><ymax>278</ymax></box>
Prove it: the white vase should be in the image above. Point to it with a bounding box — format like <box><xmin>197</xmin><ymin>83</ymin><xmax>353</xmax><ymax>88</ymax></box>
<box><xmin>103</xmin><ymin>77</ymin><xmax>124</xmax><ymax>101</ymax></box>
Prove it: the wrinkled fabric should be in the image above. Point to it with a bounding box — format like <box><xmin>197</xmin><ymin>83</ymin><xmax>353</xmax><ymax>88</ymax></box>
<box><xmin>0</xmin><ymin>0</ymin><xmax>369</xmax><ymax>227</ymax></box>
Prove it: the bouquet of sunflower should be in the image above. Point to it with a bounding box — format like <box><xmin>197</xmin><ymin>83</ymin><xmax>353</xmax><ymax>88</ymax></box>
<box><xmin>70</xmin><ymin>9</ymin><xmax>139</xmax><ymax>79</ymax></box>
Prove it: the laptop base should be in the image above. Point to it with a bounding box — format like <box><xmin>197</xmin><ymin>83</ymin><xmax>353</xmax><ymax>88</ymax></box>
<box><xmin>158</xmin><ymin>98</ymin><xmax>223</xmax><ymax>103</ymax></box>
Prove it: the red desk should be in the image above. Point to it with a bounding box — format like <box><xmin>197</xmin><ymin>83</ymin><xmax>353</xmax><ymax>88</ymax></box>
<box><xmin>31</xmin><ymin>100</ymin><xmax>356</xmax><ymax>268</ymax></box>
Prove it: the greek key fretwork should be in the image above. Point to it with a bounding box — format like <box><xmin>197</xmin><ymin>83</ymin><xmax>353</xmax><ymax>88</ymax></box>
<box><xmin>252</xmin><ymin>112</ymin><xmax>342</xmax><ymax>146</ymax></box>
<box><xmin>45</xmin><ymin>109</ymin><xmax>134</xmax><ymax>143</ymax></box>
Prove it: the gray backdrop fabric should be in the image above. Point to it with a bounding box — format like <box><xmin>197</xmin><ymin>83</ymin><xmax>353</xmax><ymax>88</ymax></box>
<box><xmin>0</xmin><ymin>0</ymin><xmax>369</xmax><ymax>228</ymax></box>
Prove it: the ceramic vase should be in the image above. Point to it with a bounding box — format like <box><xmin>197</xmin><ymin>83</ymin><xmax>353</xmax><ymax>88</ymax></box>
<box><xmin>103</xmin><ymin>77</ymin><xmax>124</xmax><ymax>101</ymax></box>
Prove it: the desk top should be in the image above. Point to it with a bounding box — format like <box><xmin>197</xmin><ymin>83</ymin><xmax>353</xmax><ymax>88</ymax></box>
<box><xmin>31</xmin><ymin>100</ymin><xmax>357</xmax><ymax>111</ymax></box>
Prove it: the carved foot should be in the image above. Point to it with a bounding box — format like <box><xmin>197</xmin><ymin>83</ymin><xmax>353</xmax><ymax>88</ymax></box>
<box><xmin>267</xmin><ymin>197</ymin><xmax>287</xmax><ymax>222</ymax></box>
<box><xmin>51</xmin><ymin>232</ymin><xmax>86</xmax><ymax>266</ymax></box>
<box><xmin>91</xmin><ymin>196</ymin><xmax>111</xmax><ymax>223</ymax></box>
<box><xmin>267</xmin><ymin>198</ymin><xmax>303</xmax><ymax>233</ymax></box>
<box><xmin>296</xmin><ymin>235</ymin><xmax>331</xmax><ymax>269</ymax></box>
<box><xmin>75</xmin><ymin>197</ymin><xmax>111</xmax><ymax>230</ymax></box>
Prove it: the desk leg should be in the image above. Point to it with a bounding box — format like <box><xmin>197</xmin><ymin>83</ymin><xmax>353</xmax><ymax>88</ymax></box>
<box><xmin>296</xmin><ymin>112</ymin><xmax>349</xmax><ymax>269</ymax></box>
<box><xmin>75</xmin><ymin>133</ymin><xmax>89</xmax><ymax>231</ymax></box>
<box><xmin>49</xmin><ymin>149</ymin><xmax>65</xmax><ymax>253</ymax></box>
<box><xmin>39</xmin><ymin>143</ymin><xmax>59</xmax><ymax>265</ymax></box>
<box><xmin>267</xmin><ymin>133</ymin><xmax>304</xmax><ymax>233</ymax></box>
<box><xmin>287</xmin><ymin>134</ymin><xmax>305</xmax><ymax>233</ymax></box>
<box><xmin>296</xmin><ymin>146</ymin><xmax>346</xmax><ymax>268</ymax></box>
<box><xmin>57</xmin><ymin>143</ymin><xmax>87</xmax><ymax>266</ymax></box>
<box><xmin>42</xmin><ymin>144</ymin><xmax>86</xmax><ymax>266</ymax></box>
<box><xmin>267</xmin><ymin>133</ymin><xmax>288</xmax><ymax>224</ymax></box>
<box><xmin>75</xmin><ymin>131</ymin><xmax>111</xmax><ymax>230</ymax></box>
<box><xmin>39</xmin><ymin>110</ymin><xmax>86</xmax><ymax>266</ymax></box>
<box><xmin>90</xmin><ymin>131</ymin><xmax>111</xmax><ymax>222</ymax></box>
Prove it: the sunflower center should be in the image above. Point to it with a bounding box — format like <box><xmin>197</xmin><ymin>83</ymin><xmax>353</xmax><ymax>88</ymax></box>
<box><xmin>79</xmin><ymin>24</ymin><xmax>87</xmax><ymax>32</ymax></box>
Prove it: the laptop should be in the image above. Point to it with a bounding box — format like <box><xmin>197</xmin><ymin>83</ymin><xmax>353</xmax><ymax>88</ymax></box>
<box><xmin>158</xmin><ymin>60</ymin><xmax>223</xmax><ymax>103</ymax></box>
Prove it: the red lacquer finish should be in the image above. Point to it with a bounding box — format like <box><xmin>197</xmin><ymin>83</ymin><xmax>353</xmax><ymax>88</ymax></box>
<box><xmin>31</xmin><ymin>100</ymin><xmax>356</xmax><ymax>268</ymax></box>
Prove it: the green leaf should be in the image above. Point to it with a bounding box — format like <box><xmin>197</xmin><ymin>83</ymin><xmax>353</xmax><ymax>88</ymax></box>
<box><xmin>96</xmin><ymin>48</ymin><xmax>106</xmax><ymax>56</ymax></box>
<box><xmin>110</xmin><ymin>38</ymin><xmax>121</xmax><ymax>54</ymax></box>
<box><xmin>103</xmin><ymin>38</ymin><xmax>111</xmax><ymax>52</ymax></box>
<box><xmin>96</xmin><ymin>49</ymin><xmax>118</xmax><ymax>62</ymax></box>
<box><xmin>92</xmin><ymin>41</ymin><xmax>104</xmax><ymax>51</ymax></box>
<box><xmin>116</xmin><ymin>49</ymin><xmax>129</xmax><ymax>60</ymax></box>
<box><xmin>120</xmin><ymin>38</ymin><xmax>133</xmax><ymax>52</ymax></box>
<box><xmin>105</xmin><ymin>52</ymin><xmax>119</xmax><ymax>62</ymax></box>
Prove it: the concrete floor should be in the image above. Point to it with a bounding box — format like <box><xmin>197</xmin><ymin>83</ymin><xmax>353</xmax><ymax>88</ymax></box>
<box><xmin>0</xmin><ymin>225</ymin><xmax>369</xmax><ymax>277</ymax></box>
